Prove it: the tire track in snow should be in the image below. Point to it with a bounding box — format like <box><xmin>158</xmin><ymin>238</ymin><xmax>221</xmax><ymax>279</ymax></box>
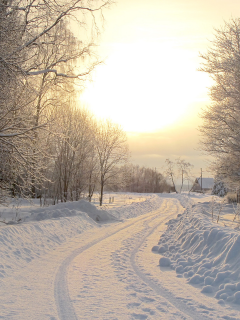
<box><xmin>130</xmin><ymin>199</ymin><xmax>211</xmax><ymax>320</ymax></box>
<box><xmin>54</xmin><ymin>201</ymin><xmax>166</xmax><ymax>320</ymax></box>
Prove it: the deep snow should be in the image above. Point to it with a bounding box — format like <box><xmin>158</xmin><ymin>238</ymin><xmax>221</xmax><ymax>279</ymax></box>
<box><xmin>1</xmin><ymin>192</ymin><xmax>240</xmax><ymax>319</ymax></box>
<box><xmin>154</xmin><ymin>193</ymin><xmax>240</xmax><ymax>307</ymax></box>
<box><xmin>0</xmin><ymin>194</ymin><xmax>160</xmax><ymax>280</ymax></box>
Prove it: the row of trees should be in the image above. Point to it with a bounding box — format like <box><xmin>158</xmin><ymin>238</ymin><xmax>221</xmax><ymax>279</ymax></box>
<box><xmin>124</xmin><ymin>164</ymin><xmax>171</xmax><ymax>193</ymax></box>
<box><xmin>199</xmin><ymin>18</ymin><xmax>240</xmax><ymax>188</ymax></box>
<box><xmin>0</xmin><ymin>0</ymin><xmax>114</xmax><ymax>203</ymax></box>
<box><xmin>45</xmin><ymin>107</ymin><xmax>129</xmax><ymax>206</ymax></box>
<box><xmin>4</xmin><ymin>97</ymin><xmax>175</xmax><ymax>205</ymax></box>
<box><xmin>0</xmin><ymin>0</ymin><xmax>185</xmax><ymax>205</ymax></box>
<box><xmin>5</xmin><ymin>103</ymin><xmax>129</xmax><ymax>206</ymax></box>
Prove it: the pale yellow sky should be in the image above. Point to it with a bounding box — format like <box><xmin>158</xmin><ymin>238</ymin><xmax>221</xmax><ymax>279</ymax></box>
<box><xmin>79</xmin><ymin>0</ymin><xmax>240</xmax><ymax>176</ymax></box>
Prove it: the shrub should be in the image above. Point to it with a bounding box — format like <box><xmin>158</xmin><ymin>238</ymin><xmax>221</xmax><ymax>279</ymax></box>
<box><xmin>226</xmin><ymin>192</ymin><xmax>238</xmax><ymax>204</ymax></box>
<box><xmin>211</xmin><ymin>181</ymin><xmax>227</xmax><ymax>197</ymax></box>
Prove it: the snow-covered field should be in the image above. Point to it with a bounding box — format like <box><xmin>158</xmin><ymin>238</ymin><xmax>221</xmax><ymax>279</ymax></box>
<box><xmin>1</xmin><ymin>192</ymin><xmax>240</xmax><ymax>319</ymax></box>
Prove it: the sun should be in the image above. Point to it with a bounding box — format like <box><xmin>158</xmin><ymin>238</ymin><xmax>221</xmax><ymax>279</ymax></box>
<box><xmin>80</xmin><ymin>42</ymin><xmax>209</xmax><ymax>132</ymax></box>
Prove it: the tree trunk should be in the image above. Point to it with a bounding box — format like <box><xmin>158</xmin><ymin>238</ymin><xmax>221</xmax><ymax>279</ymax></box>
<box><xmin>171</xmin><ymin>173</ymin><xmax>178</xmax><ymax>193</ymax></box>
<box><xmin>99</xmin><ymin>180</ymin><xmax>104</xmax><ymax>206</ymax></box>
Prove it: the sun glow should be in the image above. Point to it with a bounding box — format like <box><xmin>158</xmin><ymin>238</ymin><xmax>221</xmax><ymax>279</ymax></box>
<box><xmin>80</xmin><ymin>42</ymin><xmax>209</xmax><ymax>132</ymax></box>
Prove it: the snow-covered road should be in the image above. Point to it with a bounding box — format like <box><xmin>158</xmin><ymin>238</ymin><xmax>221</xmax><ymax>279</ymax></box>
<box><xmin>1</xmin><ymin>194</ymin><xmax>240</xmax><ymax>319</ymax></box>
<box><xmin>62</xmin><ymin>198</ymin><xmax>182</xmax><ymax>320</ymax></box>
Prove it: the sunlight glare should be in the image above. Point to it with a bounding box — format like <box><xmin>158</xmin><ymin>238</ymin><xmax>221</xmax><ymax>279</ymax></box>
<box><xmin>80</xmin><ymin>42</ymin><xmax>209</xmax><ymax>132</ymax></box>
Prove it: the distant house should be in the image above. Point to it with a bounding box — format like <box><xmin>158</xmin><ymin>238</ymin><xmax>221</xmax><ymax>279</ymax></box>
<box><xmin>191</xmin><ymin>177</ymin><xmax>214</xmax><ymax>192</ymax></box>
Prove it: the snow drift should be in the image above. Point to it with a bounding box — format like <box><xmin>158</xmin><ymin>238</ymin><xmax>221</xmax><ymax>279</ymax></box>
<box><xmin>0</xmin><ymin>194</ymin><xmax>163</xmax><ymax>280</ymax></box>
<box><xmin>109</xmin><ymin>193</ymin><xmax>163</xmax><ymax>220</ymax></box>
<box><xmin>0</xmin><ymin>199</ymin><xmax>118</xmax><ymax>280</ymax></box>
<box><xmin>23</xmin><ymin>199</ymin><xmax>117</xmax><ymax>223</ymax></box>
<box><xmin>153</xmin><ymin>196</ymin><xmax>240</xmax><ymax>305</ymax></box>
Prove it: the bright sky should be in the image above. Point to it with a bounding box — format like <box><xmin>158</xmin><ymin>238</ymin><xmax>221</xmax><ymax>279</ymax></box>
<box><xmin>80</xmin><ymin>0</ymin><xmax>240</xmax><ymax>177</ymax></box>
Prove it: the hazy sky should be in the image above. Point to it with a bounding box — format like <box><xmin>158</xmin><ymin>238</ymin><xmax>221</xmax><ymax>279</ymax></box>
<box><xmin>80</xmin><ymin>0</ymin><xmax>240</xmax><ymax>177</ymax></box>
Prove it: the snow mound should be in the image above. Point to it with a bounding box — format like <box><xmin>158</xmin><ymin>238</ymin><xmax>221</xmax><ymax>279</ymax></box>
<box><xmin>0</xmin><ymin>193</ymin><xmax>163</xmax><ymax>225</ymax></box>
<box><xmin>23</xmin><ymin>200</ymin><xmax>117</xmax><ymax>223</ymax></box>
<box><xmin>153</xmin><ymin>198</ymin><xmax>240</xmax><ymax>305</ymax></box>
<box><xmin>0</xmin><ymin>214</ymin><xmax>96</xmax><ymax>279</ymax></box>
<box><xmin>0</xmin><ymin>194</ymin><xmax>163</xmax><ymax>280</ymax></box>
<box><xmin>109</xmin><ymin>194</ymin><xmax>163</xmax><ymax>220</ymax></box>
<box><xmin>0</xmin><ymin>200</ymin><xmax>118</xmax><ymax>279</ymax></box>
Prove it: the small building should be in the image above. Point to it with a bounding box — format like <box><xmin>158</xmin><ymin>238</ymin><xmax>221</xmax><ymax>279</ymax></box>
<box><xmin>191</xmin><ymin>177</ymin><xmax>214</xmax><ymax>192</ymax></box>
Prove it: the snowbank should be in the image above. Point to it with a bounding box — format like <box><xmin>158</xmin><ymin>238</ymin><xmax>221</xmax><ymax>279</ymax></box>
<box><xmin>153</xmin><ymin>196</ymin><xmax>240</xmax><ymax>305</ymax></box>
<box><xmin>109</xmin><ymin>193</ymin><xmax>163</xmax><ymax>220</ymax></box>
<box><xmin>0</xmin><ymin>194</ymin><xmax>162</xmax><ymax>280</ymax></box>
<box><xmin>0</xmin><ymin>214</ymin><xmax>96</xmax><ymax>279</ymax></box>
<box><xmin>23</xmin><ymin>199</ymin><xmax>117</xmax><ymax>223</ymax></box>
<box><xmin>0</xmin><ymin>193</ymin><xmax>156</xmax><ymax>224</ymax></box>
<box><xmin>0</xmin><ymin>200</ymin><xmax>118</xmax><ymax>280</ymax></box>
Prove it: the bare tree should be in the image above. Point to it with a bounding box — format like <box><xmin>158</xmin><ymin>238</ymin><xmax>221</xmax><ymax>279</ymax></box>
<box><xmin>164</xmin><ymin>158</ymin><xmax>193</xmax><ymax>193</ymax></box>
<box><xmin>95</xmin><ymin>120</ymin><xmax>129</xmax><ymax>206</ymax></box>
<box><xmin>86</xmin><ymin>150</ymin><xmax>99</xmax><ymax>202</ymax></box>
<box><xmin>165</xmin><ymin>159</ymin><xmax>177</xmax><ymax>193</ymax></box>
<box><xmin>176</xmin><ymin>158</ymin><xmax>193</xmax><ymax>193</ymax></box>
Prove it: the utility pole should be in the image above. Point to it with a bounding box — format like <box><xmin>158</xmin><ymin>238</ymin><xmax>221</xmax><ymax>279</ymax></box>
<box><xmin>182</xmin><ymin>169</ymin><xmax>184</xmax><ymax>189</ymax></box>
<box><xmin>200</xmin><ymin>168</ymin><xmax>202</xmax><ymax>192</ymax></box>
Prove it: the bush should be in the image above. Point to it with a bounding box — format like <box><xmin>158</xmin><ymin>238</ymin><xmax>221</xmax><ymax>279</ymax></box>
<box><xmin>226</xmin><ymin>192</ymin><xmax>238</xmax><ymax>204</ymax></box>
<box><xmin>211</xmin><ymin>181</ymin><xmax>227</xmax><ymax>197</ymax></box>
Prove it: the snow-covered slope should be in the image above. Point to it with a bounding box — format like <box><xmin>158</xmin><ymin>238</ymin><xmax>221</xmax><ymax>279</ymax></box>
<box><xmin>108</xmin><ymin>193</ymin><xmax>165</xmax><ymax>220</ymax></box>
<box><xmin>153</xmin><ymin>193</ymin><xmax>240</xmax><ymax>306</ymax></box>
<box><xmin>2</xmin><ymin>192</ymin><xmax>240</xmax><ymax>319</ymax></box>
<box><xmin>0</xmin><ymin>194</ymin><xmax>162</xmax><ymax>280</ymax></box>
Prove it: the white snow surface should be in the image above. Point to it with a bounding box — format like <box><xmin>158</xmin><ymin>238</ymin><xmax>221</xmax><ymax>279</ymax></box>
<box><xmin>1</xmin><ymin>192</ymin><xmax>240</xmax><ymax>319</ymax></box>
<box><xmin>155</xmin><ymin>193</ymin><xmax>240</xmax><ymax>307</ymax></box>
<box><xmin>0</xmin><ymin>194</ymin><xmax>156</xmax><ymax>279</ymax></box>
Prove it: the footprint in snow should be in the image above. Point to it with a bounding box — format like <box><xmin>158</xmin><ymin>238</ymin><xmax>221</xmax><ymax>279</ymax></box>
<box><xmin>127</xmin><ymin>302</ymin><xmax>141</xmax><ymax>309</ymax></box>
<box><xmin>140</xmin><ymin>296</ymin><xmax>155</xmax><ymax>303</ymax></box>
<box><xmin>131</xmin><ymin>313</ymin><xmax>148</xmax><ymax>320</ymax></box>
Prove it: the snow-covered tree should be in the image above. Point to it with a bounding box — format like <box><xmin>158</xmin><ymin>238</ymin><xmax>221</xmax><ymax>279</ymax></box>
<box><xmin>95</xmin><ymin>120</ymin><xmax>129</xmax><ymax>206</ymax></box>
<box><xmin>0</xmin><ymin>0</ymin><xmax>113</xmax><ymax>199</ymax></box>
<box><xmin>49</xmin><ymin>105</ymin><xmax>96</xmax><ymax>202</ymax></box>
<box><xmin>199</xmin><ymin>18</ymin><xmax>240</xmax><ymax>187</ymax></box>
<box><xmin>211</xmin><ymin>179</ymin><xmax>228</xmax><ymax>197</ymax></box>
